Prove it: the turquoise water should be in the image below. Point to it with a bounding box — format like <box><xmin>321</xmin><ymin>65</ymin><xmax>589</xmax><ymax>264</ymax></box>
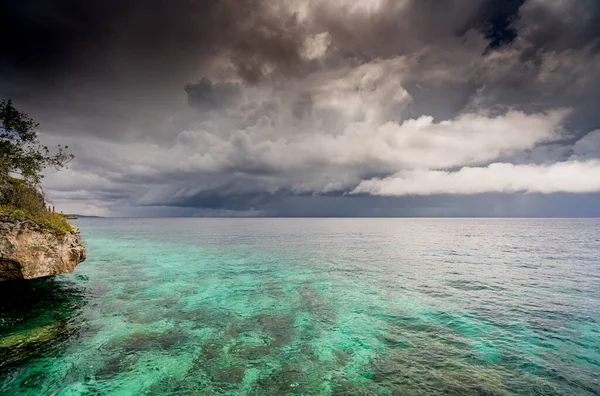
<box><xmin>1</xmin><ymin>219</ymin><xmax>599</xmax><ymax>395</ymax></box>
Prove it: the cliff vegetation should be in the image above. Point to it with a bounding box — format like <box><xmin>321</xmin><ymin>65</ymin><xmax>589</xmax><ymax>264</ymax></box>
<box><xmin>0</xmin><ymin>100</ymin><xmax>85</xmax><ymax>281</ymax></box>
<box><xmin>0</xmin><ymin>99</ymin><xmax>74</xmax><ymax>234</ymax></box>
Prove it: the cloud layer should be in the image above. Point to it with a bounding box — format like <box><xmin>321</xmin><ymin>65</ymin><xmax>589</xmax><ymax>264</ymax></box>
<box><xmin>2</xmin><ymin>0</ymin><xmax>600</xmax><ymax>216</ymax></box>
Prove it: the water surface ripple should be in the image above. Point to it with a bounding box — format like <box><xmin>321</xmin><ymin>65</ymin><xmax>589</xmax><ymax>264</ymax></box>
<box><xmin>1</xmin><ymin>219</ymin><xmax>599</xmax><ymax>394</ymax></box>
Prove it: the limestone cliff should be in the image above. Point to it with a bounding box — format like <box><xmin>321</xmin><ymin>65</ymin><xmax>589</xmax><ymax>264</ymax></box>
<box><xmin>0</xmin><ymin>214</ymin><xmax>86</xmax><ymax>281</ymax></box>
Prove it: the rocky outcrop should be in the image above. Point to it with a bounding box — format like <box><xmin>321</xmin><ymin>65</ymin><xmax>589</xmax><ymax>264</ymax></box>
<box><xmin>0</xmin><ymin>214</ymin><xmax>86</xmax><ymax>281</ymax></box>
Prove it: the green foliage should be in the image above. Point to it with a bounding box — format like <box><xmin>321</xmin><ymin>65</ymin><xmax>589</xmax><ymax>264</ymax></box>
<box><xmin>0</xmin><ymin>99</ymin><xmax>73</xmax><ymax>184</ymax></box>
<box><xmin>0</xmin><ymin>205</ymin><xmax>75</xmax><ymax>235</ymax></box>
<box><xmin>0</xmin><ymin>178</ymin><xmax>74</xmax><ymax>235</ymax></box>
<box><xmin>2</xmin><ymin>177</ymin><xmax>46</xmax><ymax>213</ymax></box>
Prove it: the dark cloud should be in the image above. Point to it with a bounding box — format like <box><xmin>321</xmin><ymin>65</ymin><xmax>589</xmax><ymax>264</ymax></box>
<box><xmin>185</xmin><ymin>78</ymin><xmax>242</xmax><ymax>111</ymax></box>
<box><xmin>0</xmin><ymin>0</ymin><xmax>554</xmax><ymax>87</ymax></box>
<box><xmin>123</xmin><ymin>190</ymin><xmax>600</xmax><ymax>218</ymax></box>
<box><xmin>1</xmin><ymin>0</ymin><xmax>216</xmax><ymax>81</ymax></box>
<box><xmin>0</xmin><ymin>0</ymin><xmax>311</xmax><ymax>141</ymax></box>
<box><xmin>310</xmin><ymin>0</ymin><xmax>527</xmax><ymax>58</ymax></box>
<box><xmin>517</xmin><ymin>0</ymin><xmax>600</xmax><ymax>52</ymax></box>
<box><xmin>0</xmin><ymin>0</ymin><xmax>314</xmax><ymax>85</ymax></box>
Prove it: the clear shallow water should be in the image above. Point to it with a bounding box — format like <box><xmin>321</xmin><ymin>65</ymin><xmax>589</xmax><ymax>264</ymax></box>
<box><xmin>1</xmin><ymin>219</ymin><xmax>599</xmax><ymax>395</ymax></box>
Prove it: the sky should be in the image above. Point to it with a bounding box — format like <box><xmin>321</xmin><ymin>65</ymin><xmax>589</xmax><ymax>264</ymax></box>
<box><xmin>2</xmin><ymin>0</ymin><xmax>600</xmax><ymax>217</ymax></box>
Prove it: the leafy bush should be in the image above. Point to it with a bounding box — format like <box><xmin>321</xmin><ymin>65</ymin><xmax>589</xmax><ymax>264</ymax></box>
<box><xmin>0</xmin><ymin>178</ymin><xmax>74</xmax><ymax>235</ymax></box>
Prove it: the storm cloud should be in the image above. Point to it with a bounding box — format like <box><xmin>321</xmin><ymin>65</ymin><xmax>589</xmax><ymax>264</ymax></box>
<box><xmin>2</xmin><ymin>0</ymin><xmax>600</xmax><ymax>216</ymax></box>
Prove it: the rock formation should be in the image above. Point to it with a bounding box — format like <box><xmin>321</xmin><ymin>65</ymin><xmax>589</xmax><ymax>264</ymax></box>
<box><xmin>0</xmin><ymin>214</ymin><xmax>86</xmax><ymax>281</ymax></box>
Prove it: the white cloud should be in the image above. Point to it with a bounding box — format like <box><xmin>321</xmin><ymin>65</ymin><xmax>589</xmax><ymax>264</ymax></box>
<box><xmin>352</xmin><ymin>160</ymin><xmax>600</xmax><ymax>196</ymax></box>
<box><xmin>301</xmin><ymin>32</ymin><xmax>331</xmax><ymax>60</ymax></box>
<box><xmin>286</xmin><ymin>0</ymin><xmax>408</xmax><ymax>19</ymax></box>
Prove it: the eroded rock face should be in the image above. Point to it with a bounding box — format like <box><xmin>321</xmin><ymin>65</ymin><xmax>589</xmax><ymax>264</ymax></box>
<box><xmin>0</xmin><ymin>214</ymin><xmax>86</xmax><ymax>281</ymax></box>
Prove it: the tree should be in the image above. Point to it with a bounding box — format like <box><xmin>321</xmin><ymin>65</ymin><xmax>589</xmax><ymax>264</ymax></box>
<box><xmin>0</xmin><ymin>99</ymin><xmax>73</xmax><ymax>184</ymax></box>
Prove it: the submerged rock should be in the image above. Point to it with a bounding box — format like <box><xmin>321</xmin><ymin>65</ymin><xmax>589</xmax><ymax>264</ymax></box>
<box><xmin>0</xmin><ymin>323</ymin><xmax>61</xmax><ymax>349</ymax></box>
<box><xmin>0</xmin><ymin>214</ymin><xmax>86</xmax><ymax>281</ymax></box>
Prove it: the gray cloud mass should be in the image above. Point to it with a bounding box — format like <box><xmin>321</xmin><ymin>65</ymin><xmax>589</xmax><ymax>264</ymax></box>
<box><xmin>1</xmin><ymin>0</ymin><xmax>600</xmax><ymax>216</ymax></box>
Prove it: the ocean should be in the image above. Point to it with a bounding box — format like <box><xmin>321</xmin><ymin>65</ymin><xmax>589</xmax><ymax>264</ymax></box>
<box><xmin>1</xmin><ymin>218</ymin><xmax>599</xmax><ymax>395</ymax></box>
